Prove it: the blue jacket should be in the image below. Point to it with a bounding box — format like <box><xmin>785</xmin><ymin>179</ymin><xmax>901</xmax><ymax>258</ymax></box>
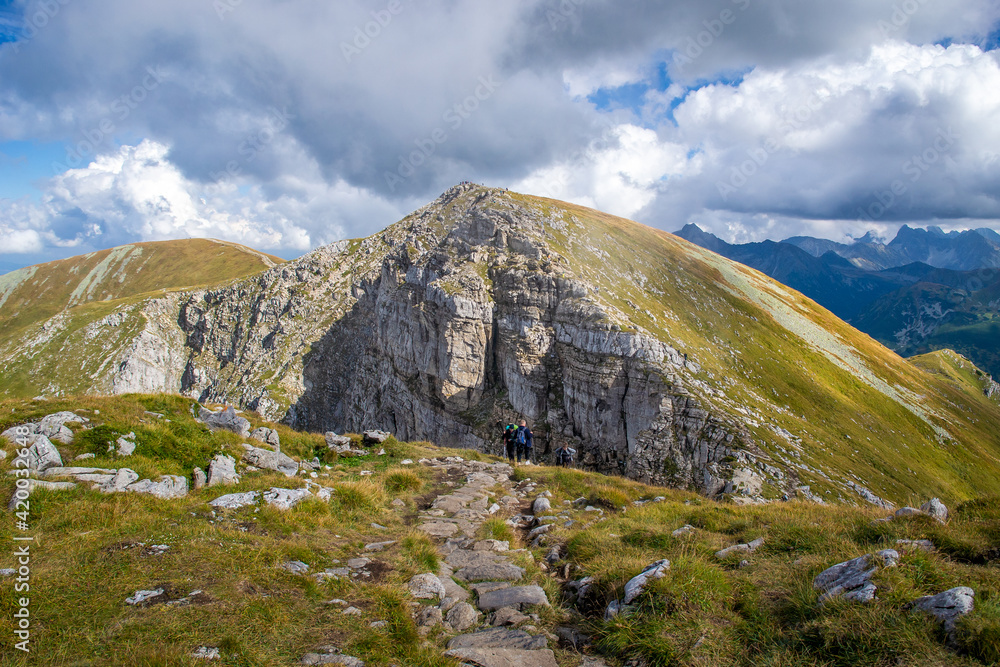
<box><xmin>516</xmin><ymin>426</ymin><xmax>533</xmax><ymax>448</ymax></box>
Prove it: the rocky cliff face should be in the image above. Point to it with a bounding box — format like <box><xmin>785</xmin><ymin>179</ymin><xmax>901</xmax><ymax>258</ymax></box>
<box><xmin>170</xmin><ymin>185</ymin><xmax>746</xmax><ymax>493</ymax></box>
<box><xmin>6</xmin><ymin>184</ymin><xmax>1000</xmax><ymax>505</ymax></box>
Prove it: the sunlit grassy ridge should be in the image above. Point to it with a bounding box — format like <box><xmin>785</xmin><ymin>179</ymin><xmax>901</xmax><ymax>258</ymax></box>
<box><xmin>0</xmin><ymin>394</ymin><xmax>997</xmax><ymax>666</ymax></box>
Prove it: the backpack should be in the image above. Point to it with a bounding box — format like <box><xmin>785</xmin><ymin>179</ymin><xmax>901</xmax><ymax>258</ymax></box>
<box><xmin>516</xmin><ymin>428</ymin><xmax>527</xmax><ymax>445</ymax></box>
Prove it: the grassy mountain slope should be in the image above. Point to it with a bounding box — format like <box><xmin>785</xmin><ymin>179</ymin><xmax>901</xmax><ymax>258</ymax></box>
<box><xmin>2</xmin><ymin>186</ymin><xmax>1000</xmax><ymax>509</ymax></box>
<box><xmin>0</xmin><ymin>394</ymin><xmax>997</xmax><ymax>666</ymax></box>
<box><xmin>0</xmin><ymin>238</ymin><xmax>283</xmax><ymax>341</ymax></box>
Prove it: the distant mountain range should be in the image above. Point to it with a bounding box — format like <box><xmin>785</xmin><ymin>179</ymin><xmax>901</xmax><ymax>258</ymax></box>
<box><xmin>673</xmin><ymin>224</ymin><xmax>1000</xmax><ymax>377</ymax></box>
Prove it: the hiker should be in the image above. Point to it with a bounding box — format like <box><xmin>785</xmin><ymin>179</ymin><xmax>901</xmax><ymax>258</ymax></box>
<box><xmin>503</xmin><ymin>422</ymin><xmax>518</xmax><ymax>463</ymax></box>
<box><xmin>555</xmin><ymin>443</ymin><xmax>575</xmax><ymax>467</ymax></box>
<box><xmin>515</xmin><ymin>419</ymin><xmax>533</xmax><ymax>464</ymax></box>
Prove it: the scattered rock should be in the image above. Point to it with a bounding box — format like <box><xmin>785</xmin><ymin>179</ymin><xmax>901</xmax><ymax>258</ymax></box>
<box><xmin>325</xmin><ymin>432</ymin><xmax>352</xmax><ymax>449</ymax></box>
<box><xmin>474</xmin><ymin>540</ymin><xmax>509</xmax><ymax>552</ymax></box>
<box><xmin>876</xmin><ymin>549</ymin><xmax>900</xmax><ymax>568</ymax></box>
<box><xmin>894</xmin><ymin>507</ymin><xmax>923</xmax><ymax>519</ymax></box>
<box><xmin>364</xmin><ymin>540</ymin><xmax>396</xmax><ymax>552</ymax></box>
<box><xmin>299</xmin><ymin>652</ymin><xmax>364</xmax><ymax>666</ymax></box>
<box><xmin>443</xmin><ymin>648</ymin><xmax>558</xmax><ymax>667</ymax></box>
<box><xmin>896</xmin><ymin>539</ymin><xmax>935</xmax><ymax>552</ymax></box>
<box><xmin>18</xmin><ymin>435</ymin><xmax>63</xmax><ymax>472</ymax></box>
<box><xmin>109</xmin><ymin>432</ymin><xmax>137</xmax><ymax>457</ymax></box>
<box><xmin>491</xmin><ymin>607</ymin><xmax>529</xmax><ymax>627</ymax></box>
<box><xmin>715</xmin><ymin>537</ymin><xmax>765</xmax><ymax>560</ymax></box>
<box><xmin>342</xmin><ymin>606</ymin><xmax>362</xmax><ymax>616</ymax></box>
<box><xmin>447</xmin><ymin>628</ymin><xmax>548</xmax><ymax>651</ymax></box>
<box><xmin>192</xmin><ymin>467</ymin><xmax>207</xmax><ymax>490</ymax></box>
<box><xmin>409</xmin><ymin>573</ymin><xmax>446</xmax><ymax>599</ymax></box>
<box><xmin>623</xmin><ymin>559</ymin><xmax>671</xmax><ymax>604</ymax></box>
<box><xmin>477</xmin><ymin>585</ymin><xmax>549</xmax><ymax>612</ymax></box>
<box><xmin>672</xmin><ymin>525</ymin><xmax>695</xmax><ymax>537</ymax></box>
<box><xmin>419</xmin><ymin>522</ymin><xmax>460</xmax><ymax>538</ymax></box>
<box><xmin>208</xmin><ymin>491</ymin><xmax>260</xmax><ymax>510</ymax></box>
<box><xmin>75</xmin><ymin>453</ymin><xmax>96</xmax><ymax>461</ymax></box>
<box><xmin>100</xmin><ymin>468</ymin><xmax>140</xmax><ymax>494</ymax></box>
<box><xmin>362</xmin><ymin>430</ymin><xmax>391</xmax><ymax>444</ymax></box>
<box><xmin>191</xmin><ymin>646</ymin><xmax>220</xmax><ymax>661</ymax></box>
<box><xmin>920</xmin><ymin>498</ymin><xmax>948</xmax><ymax>523</ymax></box>
<box><xmin>250</xmin><ymin>427</ymin><xmax>281</xmax><ymax>449</ymax></box>
<box><xmin>125</xmin><ymin>588</ymin><xmax>167</xmax><ymax>607</ymax></box>
<box><xmin>263</xmin><ymin>487</ymin><xmax>311</xmax><ymax>510</ymax></box>
<box><xmin>128</xmin><ymin>475</ymin><xmax>189</xmax><ymax>500</ymax></box>
<box><xmin>282</xmin><ymin>560</ymin><xmax>310</xmax><ymax>574</ymax></box>
<box><xmin>910</xmin><ymin>587</ymin><xmax>975</xmax><ymax>634</ymax></box>
<box><xmin>419</xmin><ymin>606</ymin><xmax>444</xmax><ymax>628</ymax></box>
<box><xmin>0</xmin><ymin>569</ymin><xmax>17</xmax><ymax>577</ymax></box>
<box><xmin>199</xmin><ymin>406</ymin><xmax>251</xmax><ymax>438</ymax></box>
<box><xmin>813</xmin><ymin>554</ymin><xmax>878</xmax><ymax>604</ymax></box>
<box><xmin>456</xmin><ymin>562</ymin><xmax>525</xmax><ymax>583</ymax></box>
<box><xmin>241</xmin><ymin>444</ymin><xmax>298</xmax><ymax>477</ymax></box>
<box><xmin>532</xmin><ymin>496</ymin><xmax>551</xmax><ymax>515</ymax></box>
<box><xmin>446</xmin><ymin>601</ymin><xmax>480</xmax><ymax>632</ymax></box>
<box><xmin>207</xmin><ymin>455</ymin><xmax>240</xmax><ymax>486</ymax></box>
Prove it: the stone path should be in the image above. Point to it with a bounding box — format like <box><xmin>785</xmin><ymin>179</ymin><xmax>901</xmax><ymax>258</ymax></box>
<box><xmin>412</xmin><ymin>457</ymin><xmax>574</xmax><ymax>667</ymax></box>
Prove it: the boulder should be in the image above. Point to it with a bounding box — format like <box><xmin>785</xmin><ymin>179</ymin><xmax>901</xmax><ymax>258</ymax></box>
<box><xmin>209</xmin><ymin>491</ymin><xmax>260</xmax><ymax>509</ymax></box>
<box><xmin>476</xmin><ymin>585</ymin><xmax>549</xmax><ymax>612</ymax></box>
<box><xmin>911</xmin><ymin>587</ymin><xmax>975</xmax><ymax>633</ymax></box>
<box><xmin>532</xmin><ymin>496</ymin><xmax>551</xmax><ymax>515</ymax></box>
<box><xmin>715</xmin><ymin>537</ymin><xmax>765</xmax><ymax>560</ymax></box>
<box><xmin>894</xmin><ymin>507</ymin><xmax>924</xmax><ymax>519</ymax></box>
<box><xmin>250</xmin><ymin>427</ymin><xmax>281</xmax><ymax>449</ymax></box>
<box><xmin>362</xmin><ymin>430</ymin><xmax>391</xmax><ymax>444</ymax></box>
<box><xmin>282</xmin><ymin>560</ymin><xmax>310</xmax><ymax>574</ymax></box>
<box><xmin>38</xmin><ymin>411</ymin><xmax>86</xmax><ymax>444</ymax></box>
<box><xmin>623</xmin><ymin>559</ymin><xmax>671</xmax><ymax>604</ymax></box>
<box><xmin>408</xmin><ymin>573</ymin><xmax>446</xmax><ymax>599</ymax></box>
<box><xmin>199</xmin><ymin>406</ymin><xmax>251</xmax><ymax>438</ymax></box>
<box><xmin>443</xmin><ymin>648</ymin><xmax>558</xmax><ymax>667</ymax></box>
<box><xmin>125</xmin><ymin>588</ymin><xmax>167</xmax><ymax>606</ymax></box>
<box><xmin>127</xmin><ymin>475</ymin><xmax>189</xmax><ymax>500</ymax></box>
<box><xmin>207</xmin><ymin>454</ymin><xmax>240</xmax><ymax>486</ymax></box>
<box><xmin>456</xmin><ymin>562</ymin><xmax>525</xmax><ymax>583</ymax></box>
<box><xmin>672</xmin><ymin>525</ymin><xmax>695</xmax><ymax>537</ymax></box>
<box><xmin>813</xmin><ymin>554</ymin><xmax>878</xmax><ymax>604</ymax></box>
<box><xmin>109</xmin><ymin>432</ymin><xmax>137</xmax><ymax>456</ymax></box>
<box><xmin>100</xmin><ymin>468</ymin><xmax>140</xmax><ymax>493</ymax></box>
<box><xmin>920</xmin><ymin>498</ymin><xmax>948</xmax><ymax>523</ymax></box>
<box><xmin>193</xmin><ymin>467</ymin><xmax>207</xmax><ymax>490</ymax></box>
<box><xmin>19</xmin><ymin>434</ymin><xmax>63</xmax><ymax>472</ymax></box>
<box><xmin>325</xmin><ymin>432</ymin><xmax>352</xmax><ymax>450</ymax></box>
<box><xmin>241</xmin><ymin>444</ymin><xmax>298</xmax><ymax>477</ymax></box>
<box><xmin>419</xmin><ymin>606</ymin><xmax>444</xmax><ymax>628</ymax></box>
<box><xmin>447</xmin><ymin>628</ymin><xmax>548</xmax><ymax>651</ymax></box>
<box><xmin>263</xmin><ymin>487</ymin><xmax>311</xmax><ymax>510</ymax></box>
<box><xmin>491</xmin><ymin>607</ymin><xmax>529</xmax><ymax>627</ymax></box>
<box><xmin>446</xmin><ymin>601</ymin><xmax>479</xmax><ymax>632</ymax></box>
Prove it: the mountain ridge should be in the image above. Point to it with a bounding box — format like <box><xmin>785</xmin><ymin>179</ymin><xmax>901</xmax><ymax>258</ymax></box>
<box><xmin>3</xmin><ymin>185</ymin><xmax>1000</xmax><ymax>507</ymax></box>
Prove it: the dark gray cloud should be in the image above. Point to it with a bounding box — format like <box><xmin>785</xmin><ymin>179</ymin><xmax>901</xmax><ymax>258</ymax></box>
<box><xmin>0</xmin><ymin>0</ymin><xmax>998</xmax><ymax>269</ymax></box>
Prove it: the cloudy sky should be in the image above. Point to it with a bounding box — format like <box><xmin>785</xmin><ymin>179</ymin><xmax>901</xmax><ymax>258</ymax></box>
<box><xmin>0</xmin><ymin>0</ymin><xmax>999</xmax><ymax>273</ymax></box>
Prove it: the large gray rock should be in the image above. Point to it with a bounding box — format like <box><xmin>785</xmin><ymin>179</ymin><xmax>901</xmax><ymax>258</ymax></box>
<box><xmin>911</xmin><ymin>587</ymin><xmax>975</xmax><ymax>633</ymax></box>
<box><xmin>813</xmin><ymin>554</ymin><xmax>878</xmax><ymax>604</ymax></box>
<box><xmin>209</xmin><ymin>491</ymin><xmax>261</xmax><ymax>509</ymax></box>
<box><xmin>447</xmin><ymin>628</ymin><xmax>548</xmax><ymax>651</ymax></box>
<box><xmin>715</xmin><ymin>537</ymin><xmax>765</xmax><ymax>560</ymax></box>
<box><xmin>325</xmin><ymin>432</ymin><xmax>352</xmax><ymax>450</ymax></box>
<box><xmin>456</xmin><ymin>562</ymin><xmax>525</xmax><ymax>583</ymax></box>
<box><xmin>250</xmin><ymin>427</ymin><xmax>281</xmax><ymax>449</ymax></box>
<box><xmin>199</xmin><ymin>406</ymin><xmax>251</xmax><ymax>438</ymax></box>
<box><xmin>362</xmin><ymin>430</ymin><xmax>391</xmax><ymax>444</ymax></box>
<box><xmin>920</xmin><ymin>498</ymin><xmax>948</xmax><ymax>523</ymax></box>
<box><xmin>623</xmin><ymin>559</ymin><xmax>670</xmax><ymax>604</ymax></box>
<box><xmin>444</xmin><ymin>648</ymin><xmax>558</xmax><ymax>667</ymax></box>
<box><xmin>100</xmin><ymin>468</ymin><xmax>140</xmax><ymax>493</ymax></box>
<box><xmin>38</xmin><ymin>412</ymin><xmax>87</xmax><ymax>444</ymax></box>
<box><xmin>532</xmin><ymin>496</ymin><xmax>551</xmax><ymax>515</ymax></box>
<box><xmin>263</xmin><ymin>487</ymin><xmax>311</xmax><ymax>510</ymax></box>
<box><xmin>241</xmin><ymin>444</ymin><xmax>298</xmax><ymax>477</ymax></box>
<box><xmin>408</xmin><ymin>573</ymin><xmax>446</xmax><ymax>599</ymax></box>
<box><xmin>207</xmin><ymin>454</ymin><xmax>240</xmax><ymax>486</ymax></box>
<box><xmin>476</xmin><ymin>585</ymin><xmax>549</xmax><ymax>612</ymax></box>
<box><xmin>446</xmin><ymin>601</ymin><xmax>480</xmax><ymax>632</ymax></box>
<box><xmin>109</xmin><ymin>432</ymin><xmax>137</xmax><ymax>456</ymax></box>
<box><xmin>193</xmin><ymin>467</ymin><xmax>207</xmax><ymax>490</ymax></box>
<box><xmin>17</xmin><ymin>435</ymin><xmax>63</xmax><ymax>471</ymax></box>
<box><xmin>127</xmin><ymin>475</ymin><xmax>189</xmax><ymax>499</ymax></box>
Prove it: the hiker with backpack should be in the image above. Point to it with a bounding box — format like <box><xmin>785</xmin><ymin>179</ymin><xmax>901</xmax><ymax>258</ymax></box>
<box><xmin>555</xmin><ymin>443</ymin><xmax>575</xmax><ymax>467</ymax></box>
<box><xmin>503</xmin><ymin>422</ymin><xmax>518</xmax><ymax>463</ymax></box>
<box><xmin>515</xmin><ymin>419</ymin><xmax>533</xmax><ymax>464</ymax></box>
